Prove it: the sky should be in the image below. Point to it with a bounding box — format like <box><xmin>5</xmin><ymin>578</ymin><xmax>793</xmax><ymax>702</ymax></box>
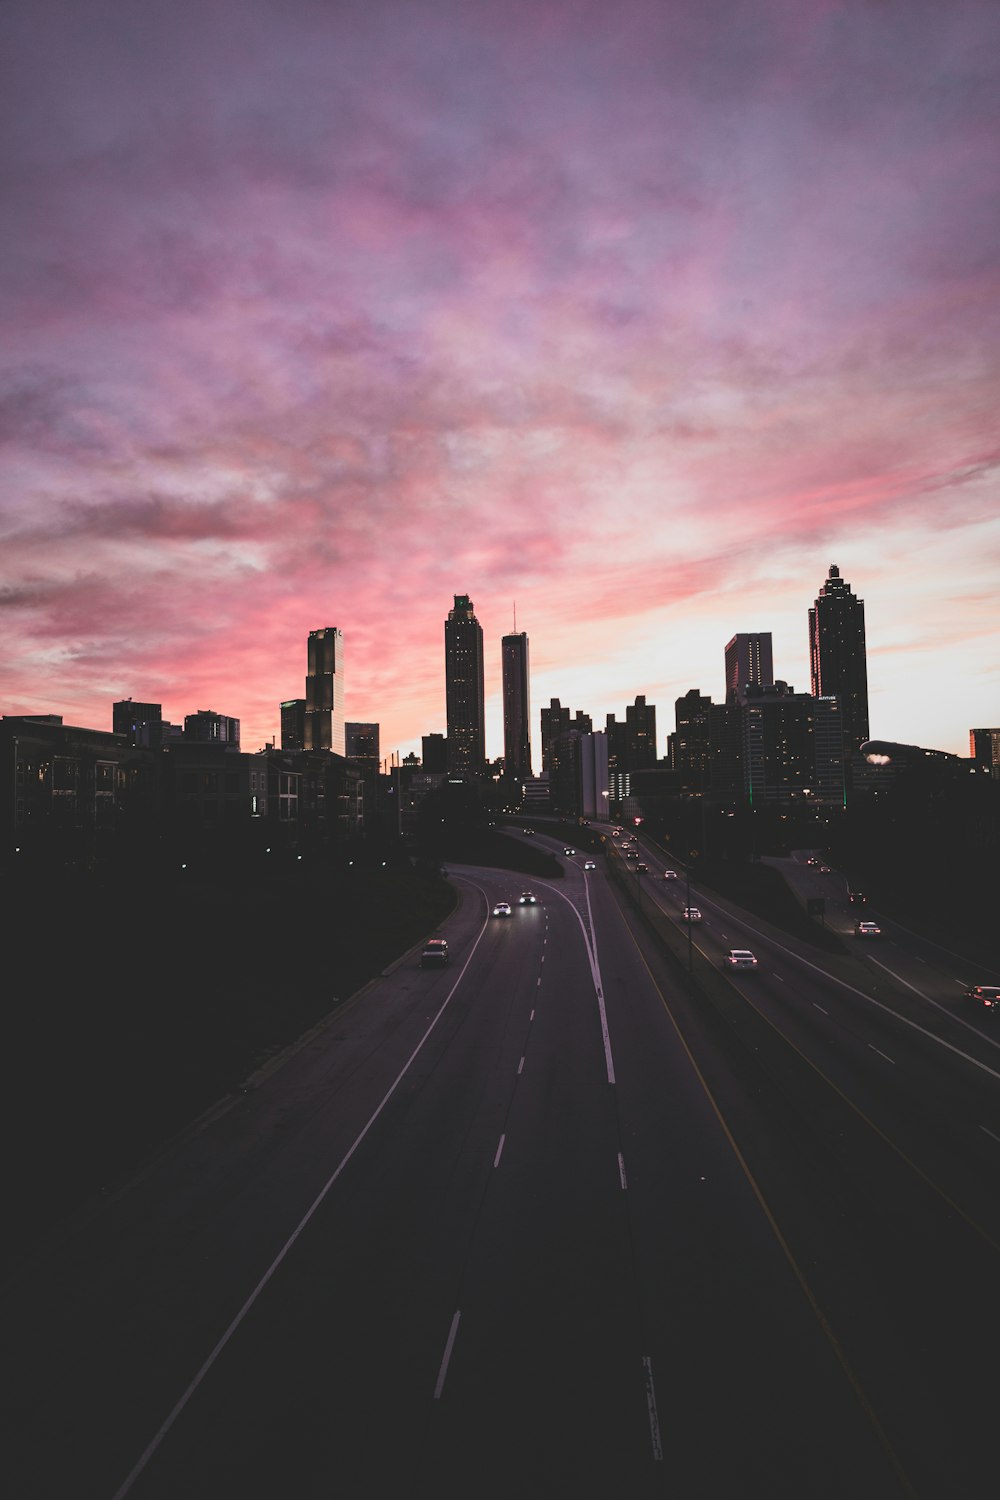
<box><xmin>2</xmin><ymin>0</ymin><xmax>998</xmax><ymax>765</ymax></box>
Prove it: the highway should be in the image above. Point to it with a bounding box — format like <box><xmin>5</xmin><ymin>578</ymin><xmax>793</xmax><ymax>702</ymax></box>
<box><xmin>4</xmin><ymin>833</ymin><xmax>999</xmax><ymax>1498</ymax></box>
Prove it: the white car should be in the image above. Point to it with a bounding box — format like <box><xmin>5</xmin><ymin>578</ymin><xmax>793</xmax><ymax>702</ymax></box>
<box><xmin>663</xmin><ymin>869</ymin><xmax>678</xmax><ymax>880</ymax></box>
<box><xmin>682</xmin><ymin>907</ymin><xmax>703</xmax><ymax>923</ymax></box>
<box><xmin>518</xmin><ymin>892</ymin><xmax>537</xmax><ymax>905</ymax></box>
<box><xmin>724</xmin><ymin>949</ymin><xmax>758</xmax><ymax>970</ymax></box>
<box><xmin>584</xmin><ymin>859</ymin><xmax>596</xmax><ymax>870</ymax></box>
<box><xmin>492</xmin><ymin>901</ymin><xmax>512</xmax><ymax>918</ymax></box>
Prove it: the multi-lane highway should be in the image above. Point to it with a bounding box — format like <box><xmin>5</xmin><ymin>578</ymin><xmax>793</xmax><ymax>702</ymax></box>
<box><xmin>4</xmin><ymin>831</ymin><xmax>999</xmax><ymax>1498</ymax></box>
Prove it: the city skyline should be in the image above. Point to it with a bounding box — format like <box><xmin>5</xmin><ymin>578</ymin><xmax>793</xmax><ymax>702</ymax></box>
<box><xmin>2</xmin><ymin>1</ymin><xmax>998</xmax><ymax>763</ymax></box>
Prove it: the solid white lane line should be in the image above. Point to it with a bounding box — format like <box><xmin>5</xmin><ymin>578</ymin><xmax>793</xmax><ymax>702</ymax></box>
<box><xmin>868</xmin><ymin>1045</ymin><xmax>895</xmax><ymax>1064</ymax></box>
<box><xmin>642</xmin><ymin>1356</ymin><xmax>663</xmax><ymax>1461</ymax></box>
<box><xmin>617</xmin><ymin>1152</ymin><xmax>627</xmax><ymax>1190</ymax></box>
<box><xmin>434</xmin><ymin>1311</ymin><xmax>462</xmax><ymax>1400</ymax></box>
<box><xmin>494</xmin><ymin>1134</ymin><xmax>506</xmax><ymax>1168</ymax></box>
<box><xmin>595</xmin><ymin>986</ymin><xmax>616</xmax><ymax>1085</ymax></box>
<box><xmin>517</xmin><ymin>1056</ymin><xmax>525</xmax><ymax>1075</ymax></box>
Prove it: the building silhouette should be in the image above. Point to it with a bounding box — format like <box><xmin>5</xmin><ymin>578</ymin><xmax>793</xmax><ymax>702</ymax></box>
<box><xmin>501</xmin><ymin>631</ymin><xmax>532</xmax><ymax>779</ymax></box>
<box><xmin>345</xmin><ymin>722</ymin><xmax>380</xmax><ymax>770</ymax></box>
<box><xmin>808</xmin><ymin>565</ymin><xmax>869</xmax><ymax>751</ymax></box>
<box><xmin>444</xmin><ymin>595</ymin><xmax>485</xmax><ymax>774</ymax></box>
<box><xmin>670</xmin><ymin>689</ymin><xmax>713</xmax><ymax>786</ymax></box>
<box><xmin>304</xmin><ymin>627</ymin><xmax>345</xmax><ymax>754</ymax></box>
<box><xmin>280</xmin><ymin>699</ymin><xmax>306</xmax><ymax>751</ymax></box>
<box><xmin>724</xmin><ymin>634</ymin><xmax>774</xmax><ymax>706</ymax></box>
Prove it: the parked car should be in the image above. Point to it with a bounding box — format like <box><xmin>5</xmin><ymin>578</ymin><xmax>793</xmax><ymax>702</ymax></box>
<box><xmin>492</xmin><ymin>901</ymin><xmax>512</xmax><ymax>917</ymax></box>
<box><xmin>420</xmin><ymin>939</ymin><xmax>450</xmax><ymax>968</ymax></box>
<box><xmin>724</xmin><ymin>949</ymin><xmax>758</xmax><ymax>970</ymax></box>
<box><xmin>854</xmin><ymin>920</ymin><xmax>881</xmax><ymax>938</ymax></box>
<box><xmin>682</xmin><ymin>906</ymin><xmax>703</xmax><ymax>923</ymax></box>
<box><xmin>964</xmin><ymin>985</ymin><xmax>1000</xmax><ymax>1013</ymax></box>
<box><xmin>518</xmin><ymin>892</ymin><xmax>537</xmax><ymax>905</ymax></box>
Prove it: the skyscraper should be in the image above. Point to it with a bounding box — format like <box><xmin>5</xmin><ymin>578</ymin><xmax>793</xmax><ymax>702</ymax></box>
<box><xmin>808</xmin><ymin>565</ymin><xmax>869</xmax><ymax>751</ymax></box>
<box><xmin>304</xmin><ymin>627</ymin><xmax>345</xmax><ymax>753</ymax></box>
<box><xmin>724</xmin><ymin>633</ymin><xmax>774</xmax><ymax>705</ymax></box>
<box><xmin>444</xmin><ymin>594</ymin><xmax>485</xmax><ymax>774</ymax></box>
<box><xmin>501</xmin><ymin>630</ymin><xmax>532</xmax><ymax>779</ymax></box>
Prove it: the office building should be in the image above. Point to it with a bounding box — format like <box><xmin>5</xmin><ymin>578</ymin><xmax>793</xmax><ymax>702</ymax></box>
<box><xmin>724</xmin><ymin>634</ymin><xmax>774</xmax><ymax>706</ymax></box>
<box><xmin>304</xmin><ymin>627</ymin><xmax>345</xmax><ymax>754</ymax></box>
<box><xmin>502</xmin><ymin>631</ymin><xmax>532</xmax><ymax>779</ymax></box>
<box><xmin>741</xmin><ymin>682</ymin><xmax>844</xmax><ymax>807</ymax></box>
<box><xmin>444</xmin><ymin>595</ymin><xmax>485</xmax><ymax>774</ymax></box>
<box><xmin>670</xmin><ymin>689</ymin><xmax>712</xmax><ymax>786</ymax></box>
<box><xmin>541</xmin><ymin>699</ymin><xmax>570</xmax><ymax>772</ymax></box>
<box><xmin>280</xmin><ymin>699</ymin><xmax>306</xmax><ymax>752</ymax></box>
<box><xmin>808</xmin><ymin>565</ymin><xmax>869</xmax><ymax>751</ymax></box>
<box><xmin>345</xmin><ymin>722</ymin><xmax>380</xmax><ymax>770</ymax></box>
<box><xmin>625</xmin><ymin>695</ymin><xmax>657</xmax><ymax>770</ymax></box>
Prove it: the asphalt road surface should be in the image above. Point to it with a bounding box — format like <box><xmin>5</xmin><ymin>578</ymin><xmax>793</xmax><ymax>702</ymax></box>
<box><xmin>4</xmin><ymin>840</ymin><xmax>999</xmax><ymax>1498</ymax></box>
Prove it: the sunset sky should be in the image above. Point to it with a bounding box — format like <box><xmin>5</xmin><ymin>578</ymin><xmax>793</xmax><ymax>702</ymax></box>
<box><xmin>2</xmin><ymin>0</ymin><xmax>998</xmax><ymax>765</ymax></box>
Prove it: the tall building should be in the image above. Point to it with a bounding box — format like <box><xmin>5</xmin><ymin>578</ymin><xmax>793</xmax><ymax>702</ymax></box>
<box><xmin>444</xmin><ymin>595</ymin><xmax>485</xmax><ymax>774</ymax></box>
<box><xmin>304</xmin><ymin>627</ymin><xmax>345</xmax><ymax>754</ymax></box>
<box><xmin>741</xmin><ymin>682</ymin><xmax>844</xmax><ymax>807</ymax></box>
<box><xmin>280</xmin><ymin>699</ymin><xmax>306</xmax><ymax>751</ymax></box>
<box><xmin>724</xmin><ymin>634</ymin><xmax>774</xmax><ymax>706</ymax></box>
<box><xmin>625</xmin><ymin>695</ymin><xmax>657</xmax><ymax>769</ymax></box>
<box><xmin>808</xmin><ymin>565</ymin><xmax>869</xmax><ymax>751</ymax></box>
<box><xmin>345</xmin><ymin>722</ymin><xmax>380</xmax><ymax>771</ymax></box>
<box><xmin>671</xmin><ymin>689</ymin><xmax>713</xmax><ymax>785</ymax></box>
<box><xmin>541</xmin><ymin>699</ymin><xmax>571</xmax><ymax>771</ymax></box>
<box><xmin>502</xmin><ymin>631</ymin><xmax>532</xmax><ymax>779</ymax></box>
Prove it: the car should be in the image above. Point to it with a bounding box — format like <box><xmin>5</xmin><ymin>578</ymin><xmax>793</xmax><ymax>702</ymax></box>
<box><xmin>682</xmin><ymin>906</ymin><xmax>703</xmax><ymax>923</ymax></box>
<box><xmin>818</xmin><ymin>864</ymin><xmax>831</xmax><ymax>873</ymax></box>
<box><xmin>518</xmin><ymin>892</ymin><xmax>537</xmax><ymax>905</ymax></box>
<box><xmin>522</xmin><ymin>828</ymin><xmax>534</xmax><ymax>835</ymax></box>
<box><xmin>584</xmin><ymin>859</ymin><xmax>596</xmax><ymax>870</ymax></box>
<box><xmin>848</xmin><ymin>887</ymin><xmax>867</xmax><ymax>905</ymax></box>
<box><xmin>563</xmin><ymin>847</ymin><xmax>577</xmax><ymax>856</ymax></box>
<box><xmin>420</xmin><ymin>939</ymin><xmax>450</xmax><ymax>968</ymax></box>
<box><xmin>492</xmin><ymin>901</ymin><xmax>512</xmax><ymax>917</ymax></box>
<box><xmin>854</xmin><ymin>920</ymin><xmax>881</xmax><ymax>938</ymax></box>
<box><xmin>663</xmin><ymin>869</ymin><xmax>678</xmax><ymax>881</ymax></box>
<box><xmin>625</xmin><ymin>849</ymin><xmax>637</xmax><ymax>859</ymax></box>
<box><xmin>724</xmin><ymin>949</ymin><xmax>758</xmax><ymax>970</ymax></box>
<box><xmin>806</xmin><ymin>856</ymin><xmax>818</xmax><ymax>866</ymax></box>
<box><xmin>964</xmin><ymin>985</ymin><xmax>1000</xmax><ymax>1012</ymax></box>
<box><xmin>636</xmin><ymin>862</ymin><xmax>648</xmax><ymax>873</ymax></box>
